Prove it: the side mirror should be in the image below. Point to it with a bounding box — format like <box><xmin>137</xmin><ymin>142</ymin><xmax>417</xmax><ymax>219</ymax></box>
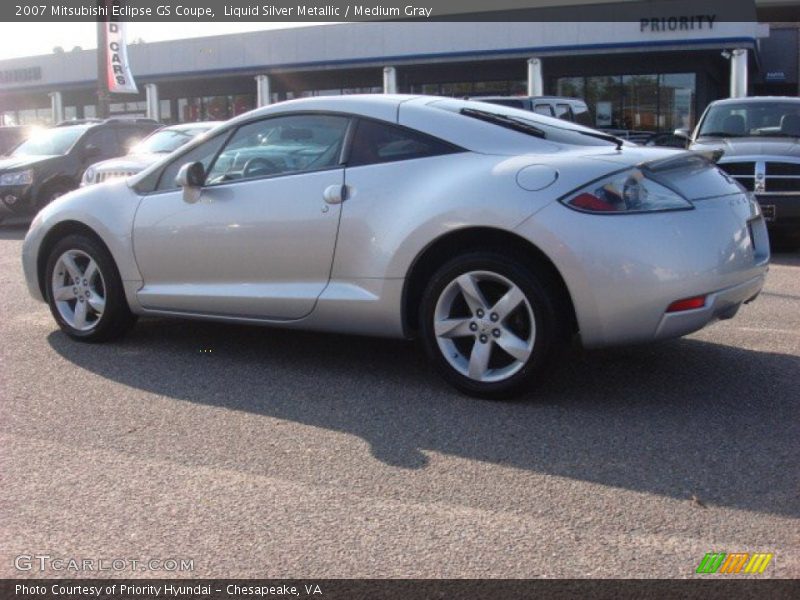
<box><xmin>176</xmin><ymin>161</ymin><xmax>205</xmax><ymax>204</ymax></box>
<box><xmin>673</xmin><ymin>128</ymin><xmax>691</xmax><ymax>141</ymax></box>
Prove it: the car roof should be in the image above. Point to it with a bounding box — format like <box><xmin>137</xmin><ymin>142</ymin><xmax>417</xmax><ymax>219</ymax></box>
<box><xmin>709</xmin><ymin>96</ymin><xmax>800</xmax><ymax>106</ymax></box>
<box><xmin>234</xmin><ymin>94</ymin><xmax>420</xmax><ymax>124</ymax></box>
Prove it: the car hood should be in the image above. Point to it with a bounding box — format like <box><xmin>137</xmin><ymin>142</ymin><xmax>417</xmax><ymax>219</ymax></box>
<box><xmin>0</xmin><ymin>154</ymin><xmax>58</xmax><ymax>172</ymax></box>
<box><xmin>690</xmin><ymin>137</ymin><xmax>800</xmax><ymax>158</ymax></box>
<box><xmin>90</xmin><ymin>154</ymin><xmax>161</xmax><ymax>173</ymax></box>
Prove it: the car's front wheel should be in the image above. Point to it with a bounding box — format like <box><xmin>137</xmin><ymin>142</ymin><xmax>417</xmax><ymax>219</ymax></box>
<box><xmin>420</xmin><ymin>252</ymin><xmax>564</xmax><ymax>399</ymax></box>
<box><xmin>45</xmin><ymin>234</ymin><xmax>136</xmax><ymax>342</ymax></box>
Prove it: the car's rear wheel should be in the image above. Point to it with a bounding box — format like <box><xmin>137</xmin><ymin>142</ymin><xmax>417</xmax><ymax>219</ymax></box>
<box><xmin>420</xmin><ymin>252</ymin><xmax>564</xmax><ymax>399</ymax></box>
<box><xmin>45</xmin><ymin>234</ymin><xmax>136</xmax><ymax>342</ymax></box>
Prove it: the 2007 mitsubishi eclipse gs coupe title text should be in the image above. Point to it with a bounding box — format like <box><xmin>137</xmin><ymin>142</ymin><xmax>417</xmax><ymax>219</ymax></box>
<box><xmin>22</xmin><ymin>95</ymin><xmax>770</xmax><ymax>398</ymax></box>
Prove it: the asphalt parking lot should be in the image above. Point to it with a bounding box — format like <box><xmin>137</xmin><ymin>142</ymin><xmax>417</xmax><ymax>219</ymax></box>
<box><xmin>1</xmin><ymin>224</ymin><xmax>798</xmax><ymax>579</ymax></box>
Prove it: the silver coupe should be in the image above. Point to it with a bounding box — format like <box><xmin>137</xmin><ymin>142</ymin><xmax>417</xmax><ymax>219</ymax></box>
<box><xmin>22</xmin><ymin>95</ymin><xmax>770</xmax><ymax>398</ymax></box>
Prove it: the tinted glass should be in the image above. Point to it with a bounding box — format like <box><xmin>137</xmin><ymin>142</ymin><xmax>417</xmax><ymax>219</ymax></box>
<box><xmin>555</xmin><ymin>104</ymin><xmax>571</xmax><ymax>119</ymax></box>
<box><xmin>348</xmin><ymin>119</ymin><xmax>458</xmax><ymax>167</ymax></box>
<box><xmin>205</xmin><ymin>114</ymin><xmax>348</xmax><ymax>184</ymax></box>
<box><xmin>82</xmin><ymin>129</ymin><xmax>119</xmax><ymax>158</ymax></box>
<box><xmin>433</xmin><ymin>99</ymin><xmax>617</xmax><ymax>147</ymax></box>
<box><xmin>156</xmin><ymin>133</ymin><xmax>228</xmax><ymax>191</ymax></box>
<box><xmin>534</xmin><ymin>104</ymin><xmax>554</xmax><ymax>116</ymax></box>
<box><xmin>11</xmin><ymin>126</ymin><xmax>88</xmax><ymax>156</ymax></box>
<box><xmin>132</xmin><ymin>126</ymin><xmax>211</xmax><ymax>154</ymax></box>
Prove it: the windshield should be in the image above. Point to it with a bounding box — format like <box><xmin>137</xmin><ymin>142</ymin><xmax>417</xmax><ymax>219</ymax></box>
<box><xmin>11</xmin><ymin>125</ymin><xmax>88</xmax><ymax>156</ymax></box>
<box><xmin>432</xmin><ymin>98</ymin><xmax>618</xmax><ymax>147</ymax></box>
<box><xmin>698</xmin><ymin>102</ymin><xmax>800</xmax><ymax>138</ymax></box>
<box><xmin>130</xmin><ymin>126</ymin><xmax>211</xmax><ymax>154</ymax></box>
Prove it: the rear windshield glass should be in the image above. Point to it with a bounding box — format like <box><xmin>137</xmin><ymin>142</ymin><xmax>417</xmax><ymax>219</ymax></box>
<box><xmin>431</xmin><ymin>99</ymin><xmax>617</xmax><ymax>147</ymax></box>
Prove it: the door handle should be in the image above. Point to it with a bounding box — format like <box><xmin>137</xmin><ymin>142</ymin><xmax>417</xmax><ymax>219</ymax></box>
<box><xmin>323</xmin><ymin>184</ymin><xmax>346</xmax><ymax>205</ymax></box>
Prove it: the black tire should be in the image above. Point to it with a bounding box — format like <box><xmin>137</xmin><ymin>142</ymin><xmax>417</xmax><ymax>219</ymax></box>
<box><xmin>44</xmin><ymin>233</ymin><xmax>137</xmax><ymax>342</ymax></box>
<box><xmin>36</xmin><ymin>180</ymin><xmax>73</xmax><ymax>211</ymax></box>
<box><xmin>420</xmin><ymin>251</ymin><xmax>566</xmax><ymax>399</ymax></box>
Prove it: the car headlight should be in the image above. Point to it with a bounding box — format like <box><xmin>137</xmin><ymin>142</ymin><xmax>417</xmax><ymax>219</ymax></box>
<box><xmin>561</xmin><ymin>168</ymin><xmax>692</xmax><ymax>214</ymax></box>
<box><xmin>0</xmin><ymin>169</ymin><xmax>34</xmax><ymax>186</ymax></box>
<box><xmin>81</xmin><ymin>167</ymin><xmax>96</xmax><ymax>186</ymax></box>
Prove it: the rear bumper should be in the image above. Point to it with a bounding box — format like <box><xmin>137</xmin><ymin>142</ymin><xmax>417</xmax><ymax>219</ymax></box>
<box><xmin>515</xmin><ymin>191</ymin><xmax>770</xmax><ymax>348</ymax></box>
<box><xmin>654</xmin><ymin>274</ymin><xmax>765</xmax><ymax>340</ymax></box>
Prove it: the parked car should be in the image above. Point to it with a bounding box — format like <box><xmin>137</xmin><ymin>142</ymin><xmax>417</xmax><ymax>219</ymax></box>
<box><xmin>81</xmin><ymin>122</ymin><xmax>222</xmax><ymax>186</ymax></box>
<box><xmin>0</xmin><ymin>118</ymin><xmax>158</xmax><ymax>218</ymax></box>
<box><xmin>472</xmin><ymin>96</ymin><xmax>593</xmax><ymax>127</ymax></box>
<box><xmin>678</xmin><ymin>96</ymin><xmax>800</xmax><ymax>245</ymax></box>
<box><xmin>0</xmin><ymin>126</ymin><xmax>34</xmax><ymax>156</ymax></box>
<box><xmin>22</xmin><ymin>95</ymin><xmax>769</xmax><ymax>398</ymax></box>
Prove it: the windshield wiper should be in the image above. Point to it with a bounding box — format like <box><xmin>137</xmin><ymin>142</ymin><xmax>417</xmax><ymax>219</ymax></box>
<box><xmin>460</xmin><ymin>108</ymin><xmax>546</xmax><ymax>139</ymax></box>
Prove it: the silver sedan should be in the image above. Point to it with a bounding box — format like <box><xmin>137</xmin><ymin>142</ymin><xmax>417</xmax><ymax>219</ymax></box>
<box><xmin>22</xmin><ymin>96</ymin><xmax>770</xmax><ymax>398</ymax></box>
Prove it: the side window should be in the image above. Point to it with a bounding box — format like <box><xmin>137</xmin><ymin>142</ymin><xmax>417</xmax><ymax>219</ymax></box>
<box><xmin>555</xmin><ymin>104</ymin><xmax>572</xmax><ymax>120</ymax></box>
<box><xmin>534</xmin><ymin>104</ymin><xmax>554</xmax><ymax>116</ymax></box>
<box><xmin>205</xmin><ymin>114</ymin><xmax>349</xmax><ymax>185</ymax></box>
<box><xmin>348</xmin><ymin>119</ymin><xmax>458</xmax><ymax>167</ymax></box>
<box><xmin>573</xmin><ymin>105</ymin><xmax>593</xmax><ymax>127</ymax></box>
<box><xmin>81</xmin><ymin>129</ymin><xmax>119</xmax><ymax>159</ymax></box>
<box><xmin>156</xmin><ymin>133</ymin><xmax>228</xmax><ymax>191</ymax></box>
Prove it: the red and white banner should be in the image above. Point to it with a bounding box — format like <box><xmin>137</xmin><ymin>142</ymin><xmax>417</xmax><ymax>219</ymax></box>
<box><xmin>105</xmin><ymin>22</ymin><xmax>138</xmax><ymax>94</ymax></box>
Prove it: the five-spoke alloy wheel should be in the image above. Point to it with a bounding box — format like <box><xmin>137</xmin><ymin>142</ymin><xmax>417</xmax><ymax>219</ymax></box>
<box><xmin>45</xmin><ymin>234</ymin><xmax>136</xmax><ymax>342</ymax></box>
<box><xmin>421</xmin><ymin>252</ymin><xmax>563</xmax><ymax>399</ymax></box>
<box><xmin>51</xmin><ymin>249</ymin><xmax>106</xmax><ymax>331</ymax></box>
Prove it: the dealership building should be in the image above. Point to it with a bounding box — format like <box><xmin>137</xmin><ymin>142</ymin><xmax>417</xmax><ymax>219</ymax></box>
<box><xmin>0</xmin><ymin>0</ymin><xmax>798</xmax><ymax>133</ymax></box>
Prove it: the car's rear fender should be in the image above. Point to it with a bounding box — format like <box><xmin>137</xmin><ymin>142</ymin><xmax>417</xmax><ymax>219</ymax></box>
<box><xmin>515</xmin><ymin>191</ymin><xmax>769</xmax><ymax>348</ymax></box>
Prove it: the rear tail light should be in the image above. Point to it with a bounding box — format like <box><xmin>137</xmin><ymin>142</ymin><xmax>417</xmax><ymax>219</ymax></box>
<box><xmin>562</xmin><ymin>167</ymin><xmax>693</xmax><ymax>214</ymax></box>
<box><xmin>666</xmin><ymin>296</ymin><xmax>706</xmax><ymax>313</ymax></box>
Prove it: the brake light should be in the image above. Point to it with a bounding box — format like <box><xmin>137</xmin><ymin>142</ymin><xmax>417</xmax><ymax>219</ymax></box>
<box><xmin>569</xmin><ymin>192</ymin><xmax>617</xmax><ymax>212</ymax></box>
<box><xmin>561</xmin><ymin>167</ymin><xmax>693</xmax><ymax>213</ymax></box>
<box><xmin>666</xmin><ymin>296</ymin><xmax>706</xmax><ymax>312</ymax></box>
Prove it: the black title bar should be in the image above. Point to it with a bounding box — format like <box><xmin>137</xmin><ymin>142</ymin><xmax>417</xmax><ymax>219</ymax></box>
<box><xmin>4</xmin><ymin>0</ymin><xmax>759</xmax><ymax>22</ymax></box>
<box><xmin>3</xmin><ymin>579</ymin><xmax>800</xmax><ymax>600</ymax></box>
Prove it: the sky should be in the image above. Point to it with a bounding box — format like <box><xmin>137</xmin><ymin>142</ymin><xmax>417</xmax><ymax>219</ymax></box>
<box><xmin>0</xmin><ymin>23</ymin><xmax>332</xmax><ymax>60</ymax></box>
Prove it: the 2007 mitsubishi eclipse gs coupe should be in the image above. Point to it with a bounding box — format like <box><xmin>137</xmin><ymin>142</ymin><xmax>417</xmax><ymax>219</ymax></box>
<box><xmin>22</xmin><ymin>95</ymin><xmax>770</xmax><ymax>398</ymax></box>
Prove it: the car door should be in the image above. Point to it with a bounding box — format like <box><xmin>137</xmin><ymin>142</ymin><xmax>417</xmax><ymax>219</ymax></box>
<box><xmin>132</xmin><ymin>113</ymin><xmax>350</xmax><ymax>320</ymax></box>
<box><xmin>74</xmin><ymin>128</ymin><xmax>120</xmax><ymax>177</ymax></box>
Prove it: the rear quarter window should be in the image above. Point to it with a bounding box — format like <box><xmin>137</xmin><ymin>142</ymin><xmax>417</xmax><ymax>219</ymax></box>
<box><xmin>347</xmin><ymin>119</ymin><xmax>462</xmax><ymax>167</ymax></box>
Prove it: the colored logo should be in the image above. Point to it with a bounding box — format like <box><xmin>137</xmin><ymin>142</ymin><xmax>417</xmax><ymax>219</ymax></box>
<box><xmin>696</xmin><ymin>552</ymin><xmax>773</xmax><ymax>574</ymax></box>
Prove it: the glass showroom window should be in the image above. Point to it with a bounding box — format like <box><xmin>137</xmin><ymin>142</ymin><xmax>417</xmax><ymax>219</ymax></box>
<box><xmin>558</xmin><ymin>73</ymin><xmax>696</xmax><ymax>132</ymax></box>
<box><xmin>659</xmin><ymin>73</ymin><xmax>696</xmax><ymax>131</ymax></box>
<box><xmin>232</xmin><ymin>95</ymin><xmax>254</xmax><ymax>116</ymax></box>
<box><xmin>203</xmin><ymin>96</ymin><xmax>231</xmax><ymax>120</ymax></box>
<box><xmin>178</xmin><ymin>98</ymin><xmax>202</xmax><ymax>122</ymax></box>
<box><xmin>16</xmin><ymin>108</ymin><xmax>52</xmax><ymax>126</ymax></box>
<box><xmin>160</xmin><ymin>100</ymin><xmax>172</xmax><ymax>122</ymax></box>
<box><xmin>585</xmin><ymin>75</ymin><xmax>622</xmax><ymax>129</ymax></box>
<box><xmin>556</xmin><ymin>77</ymin><xmax>585</xmax><ymax>100</ymax></box>
<box><xmin>622</xmin><ymin>74</ymin><xmax>659</xmax><ymax>130</ymax></box>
